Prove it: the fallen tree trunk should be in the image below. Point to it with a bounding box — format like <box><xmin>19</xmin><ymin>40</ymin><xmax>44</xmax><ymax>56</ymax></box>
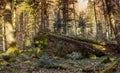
<box><xmin>45</xmin><ymin>32</ymin><xmax>106</xmax><ymax>57</ymax></box>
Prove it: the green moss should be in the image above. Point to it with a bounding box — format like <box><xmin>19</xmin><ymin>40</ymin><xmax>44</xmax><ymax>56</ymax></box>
<box><xmin>92</xmin><ymin>44</ymin><xmax>106</xmax><ymax>51</ymax></box>
<box><xmin>17</xmin><ymin>2</ymin><xmax>33</xmax><ymax>14</ymax></box>
<box><xmin>102</xmin><ymin>57</ymin><xmax>116</xmax><ymax>63</ymax></box>
<box><xmin>5</xmin><ymin>47</ymin><xmax>20</xmax><ymax>55</ymax></box>
<box><xmin>33</xmin><ymin>47</ymin><xmax>41</xmax><ymax>54</ymax></box>
<box><xmin>34</xmin><ymin>35</ymin><xmax>48</xmax><ymax>48</ymax></box>
<box><xmin>92</xmin><ymin>44</ymin><xmax>103</xmax><ymax>49</ymax></box>
<box><xmin>26</xmin><ymin>39</ymin><xmax>31</xmax><ymax>46</ymax></box>
<box><xmin>89</xmin><ymin>53</ymin><xmax>97</xmax><ymax>59</ymax></box>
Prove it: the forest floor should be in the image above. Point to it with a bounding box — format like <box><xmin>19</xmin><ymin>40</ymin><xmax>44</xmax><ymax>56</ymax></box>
<box><xmin>0</xmin><ymin>52</ymin><xmax>120</xmax><ymax>73</ymax></box>
<box><xmin>0</xmin><ymin>33</ymin><xmax>120</xmax><ymax>73</ymax></box>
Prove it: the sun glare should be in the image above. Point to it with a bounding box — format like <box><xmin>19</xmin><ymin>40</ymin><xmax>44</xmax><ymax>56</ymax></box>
<box><xmin>77</xmin><ymin>0</ymin><xmax>88</xmax><ymax>12</ymax></box>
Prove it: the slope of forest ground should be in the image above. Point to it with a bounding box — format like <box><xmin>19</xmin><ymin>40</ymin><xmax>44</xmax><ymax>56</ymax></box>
<box><xmin>0</xmin><ymin>33</ymin><xmax>120</xmax><ymax>73</ymax></box>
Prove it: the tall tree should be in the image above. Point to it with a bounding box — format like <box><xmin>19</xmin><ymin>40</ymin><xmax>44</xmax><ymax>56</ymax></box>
<box><xmin>60</xmin><ymin>0</ymin><xmax>77</xmax><ymax>34</ymax></box>
<box><xmin>3</xmin><ymin>0</ymin><xmax>16</xmax><ymax>50</ymax></box>
<box><xmin>104</xmin><ymin>0</ymin><xmax>120</xmax><ymax>47</ymax></box>
<box><xmin>15</xmin><ymin>0</ymin><xmax>34</xmax><ymax>49</ymax></box>
<box><xmin>0</xmin><ymin>0</ymin><xmax>6</xmax><ymax>51</ymax></box>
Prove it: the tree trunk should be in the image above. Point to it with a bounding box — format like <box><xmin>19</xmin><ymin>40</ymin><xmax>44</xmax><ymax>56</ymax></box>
<box><xmin>4</xmin><ymin>0</ymin><xmax>15</xmax><ymax>49</ymax></box>
<box><xmin>104</xmin><ymin>0</ymin><xmax>120</xmax><ymax>48</ymax></box>
<box><xmin>115</xmin><ymin>32</ymin><xmax>120</xmax><ymax>48</ymax></box>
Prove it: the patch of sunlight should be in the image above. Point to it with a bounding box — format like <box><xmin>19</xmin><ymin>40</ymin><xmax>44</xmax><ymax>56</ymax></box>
<box><xmin>24</xmin><ymin>60</ymin><xmax>31</xmax><ymax>63</ymax></box>
<box><xmin>17</xmin><ymin>2</ymin><xmax>33</xmax><ymax>14</ymax></box>
<box><xmin>34</xmin><ymin>35</ymin><xmax>48</xmax><ymax>47</ymax></box>
<box><xmin>77</xmin><ymin>0</ymin><xmax>88</xmax><ymax>12</ymax></box>
<box><xmin>36</xmin><ymin>47</ymin><xmax>41</xmax><ymax>54</ymax></box>
<box><xmin>5</xmin><ymin>22</ymin><xmax>15</xmax><ymax>44</ymax></box>
<box><xmin>92</xmin><ymin>44</ymin><xmax>106</xmax><ymax>51</ymax></box>
<box><xmin>5</xmin><ymin>46</ymin><xmax>19</xmax><ymax>55</ymax></box>
<box><xmin>5</xmin><ymin>2</ymin><xmax>11</xmax><ymax>10</ymax></box>
<box><xmin>99</xmin><ymin>41</ymin><xmax>106</xmax><ymax>45</ymax></box>
<box><xmin>26</xmin><ymin>39</ymin><xmax>31</xmax><ymax>46</ymax></box>
<box><xmin>89</xmin><ymin>53</ymin><xmax>97</xmax><ymax>59</ymax></box>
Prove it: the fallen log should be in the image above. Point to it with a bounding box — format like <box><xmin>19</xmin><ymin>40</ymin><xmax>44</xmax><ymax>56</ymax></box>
<box><xmin>45</xmin><ymin>32</ymin><xmax>106</xmax><ymax>57</ymax></box>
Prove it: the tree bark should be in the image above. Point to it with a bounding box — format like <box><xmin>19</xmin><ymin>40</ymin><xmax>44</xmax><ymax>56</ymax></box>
<box><xmin>104</xmin><ymin>0</ymin><xmax>120</xmax><ymax>48</ymax></box>
<box><xmin>4</xmin><ymin>0</ymin><xmax>15</xmax><ymax>49</ymax></box>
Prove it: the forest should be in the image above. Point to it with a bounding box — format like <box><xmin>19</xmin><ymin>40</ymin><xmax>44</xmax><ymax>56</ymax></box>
<box><xmin>0</xmin><ymin>0</ymin><xmax>120</xmax><ymax>73</ymax></box>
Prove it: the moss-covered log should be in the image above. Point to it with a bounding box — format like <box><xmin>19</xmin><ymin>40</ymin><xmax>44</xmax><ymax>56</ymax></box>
<box><xmin>41</xmin><ymin>32</ymin><xmax>106</xmax><ymax>57</ymax></box>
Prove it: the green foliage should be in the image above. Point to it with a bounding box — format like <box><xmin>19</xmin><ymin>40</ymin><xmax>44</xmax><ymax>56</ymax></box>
<box><xmin>5</xmin><ymin>47</ymin><xmax>20</xmax><ymax>55</ymax></box>
<box><xmin>17</xmin><ymin>2</ymin><xmax>33</xmax><ymax>14</ymax></box>
<box><xmin>31</xmin><ymin>47</ymin><xmax>41</xmax><ymax>58</ymax></box>
<box><xmin>36</xmin><ymin>47</ymin><xmax>41</xmax><ymax>54</ymax></box>
<box><xmin>34</xmin><ymin>35</ymin><xmax>48</xmax><ymax>48</ymax></box>
<box><xmin>88</xmin><ymin>53</ymin><xmax>97</xmax><ymax>59</ymax></box>
<box><xmin>4</xmin><ymin>42</ymin><xmax>21</xmax><ymax>55</ymax></box>
<box><xmin>21</xmin><ymin>54</ymin><xmax>30</xmax><ymax>61</ymax></box>
<box><xmin>0</xmin><ymin>54</ymin><xmax>16</xmax><ymax>63</ymax></box>
<box><xmin>92</xmin><ymin>44</ymin><xmax>104</xmax><ymax>49</ymax></box>
<box><xmin>2</xmin><ymin>55</ymin><xmax>11</xmax><ymax>62</ymax></box>
<box><xmin>17</xmin><ymin>0</ymin><xmax>34</xmax><ymax>30</ymax></box>
<box><xmin>100</xmin><ymin>61</ymin><xmax>117</xmax><ymax>73</ymax></box>
<box><xmin>9</xmin><ymin>58</ymin><xmax>16</xmax><ymax>62</ymax></box>
<box><xmin>102</xmin><ymin>56</ymin><xmax>116</xmax><ymax>63</ymax></box>
<box><xmin>26</xmin><ymin>39</ymin><xmax>31</xmax><ymax>46</ymax></box>
<box><xmin>40</xmin><ymin>57</ymin><xmax>54</xmax><ymax>66</ymax></box>
<box><xmin>55</xmin><ymin>41</ymin><xmax>65</xmax><ymax>56</ymax></box>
